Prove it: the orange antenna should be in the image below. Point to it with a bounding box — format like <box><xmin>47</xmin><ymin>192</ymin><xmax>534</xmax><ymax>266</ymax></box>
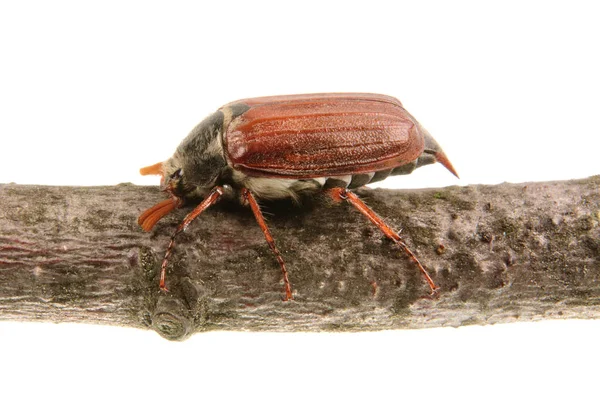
<box><xmin>138</xmin><ymin>198</ymin><xmax>180</xmax><ymax>232</ymax></box>
<box><xmin>140</xmin><ymin>162</ymin><xmax>163</xmax><ymax>176</ymax></box>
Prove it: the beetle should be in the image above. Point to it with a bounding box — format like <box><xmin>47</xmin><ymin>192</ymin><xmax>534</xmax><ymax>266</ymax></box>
<box><xmin>138</xmin><ymin>93</ymin><xmax>458</xmax><ymax>300</ymax></box>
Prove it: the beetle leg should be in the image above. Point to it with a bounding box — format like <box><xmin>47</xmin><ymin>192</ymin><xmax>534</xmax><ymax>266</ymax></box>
<box><xmin>327</xmin><ymin>188</ymin><xmax>439</xmax><ymax>295</ymax></box>
<box><xmin>242</xmin><ymin>188</ymin><xmax>293</xmax><ymax>301</ymax></box>
<box><xmin>159</xmin><ymin>186</ymin><xmax>225</xmax><ymax>292</ymax></box>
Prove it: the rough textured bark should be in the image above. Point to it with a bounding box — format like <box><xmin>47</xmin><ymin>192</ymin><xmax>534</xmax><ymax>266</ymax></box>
<box><xmin>1</xmin><ymin>177</ymin><xmax>599</xmax><ymax>340</ymax></box>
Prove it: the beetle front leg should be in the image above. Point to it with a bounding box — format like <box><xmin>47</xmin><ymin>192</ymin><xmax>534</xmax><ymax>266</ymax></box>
<box><xmin>242</xmin><ymin>188</ymin><xmax>293</xmax><ymax>301</ymax></box>
<box><xmin>158</xmin><ymin>186</ymin><xmax>225</xmax><ymax>292</ymax></box>
<box><xmin>327</xmin><ymin>187</ymin><xmax>439</xmax><ymax>295</ymax></box>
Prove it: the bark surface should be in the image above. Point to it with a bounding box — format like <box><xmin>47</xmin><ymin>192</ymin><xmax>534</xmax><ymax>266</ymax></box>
<box><xmin>1</xmin><ymin>177</ymin><xmax>599</xmax><ymax>340</ymax></box>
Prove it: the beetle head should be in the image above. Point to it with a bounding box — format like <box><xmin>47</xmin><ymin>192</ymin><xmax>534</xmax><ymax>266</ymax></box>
<box><xmin>161</xmin><ymin>149</ymin><xmax>226</xmax><ymax>199</ymax></box>
<box><xmin>138</xmin><ymin>112</ymin><xmax>229</xmax><ymax>231</ymax></box>
<box><xmin>162</xmin><ymin>110</ymin><xmax>229</xmax><ymax>199</ymax></box>
<box><xmin>138</xmin><ymin>154</ymin><xmax>223</xmax><ymax>232</ymax></box>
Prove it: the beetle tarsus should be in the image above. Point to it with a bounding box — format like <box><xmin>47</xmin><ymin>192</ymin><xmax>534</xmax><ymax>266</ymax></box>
<box><xmin>328</xmin><ymin>188</ymin><xmax>439</xmax><ymax>294</ymax></box>
<box><xmin>159</xmin><ymin>258</ymin><xmax>170</xmax><ymax>292</ymax></box>
<box><xmin>429</xmin><ymin>286</ymin><xmax>441</xmax><ymax>297</ymax></box>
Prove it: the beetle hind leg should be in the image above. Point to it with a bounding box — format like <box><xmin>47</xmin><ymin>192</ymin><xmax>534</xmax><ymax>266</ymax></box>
<box><xmin>242</xmin><ymin>188</ymin><xmax>293</xmax><ymax>301</ymax></box>
<box><xmin>327</xmin><ymin>187</ymin><xmax>439</xmax><ymax>295</ymax></box>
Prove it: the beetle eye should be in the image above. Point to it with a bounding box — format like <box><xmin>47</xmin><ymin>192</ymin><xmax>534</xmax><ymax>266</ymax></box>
<box><xmin>170</xmin><ymin>169</ymin><xmax>183</xmax><ymax>180</ymax></box>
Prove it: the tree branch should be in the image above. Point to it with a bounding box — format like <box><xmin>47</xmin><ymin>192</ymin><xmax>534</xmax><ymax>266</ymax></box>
<box><xmin>1</xmin><ymin>177</ymin><xmax>599</xmax><ymax>340</ymax></box>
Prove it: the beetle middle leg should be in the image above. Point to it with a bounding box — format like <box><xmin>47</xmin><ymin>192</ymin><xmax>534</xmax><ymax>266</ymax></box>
<box><xmin>327</xmin><ymin>187</ymin><xmax>439</xmax><ymax>295</ymax></box>
<box><xmin>242</xmin><ymin>188</ymin><xmax>293</xmax><ymax>301</ymax></box>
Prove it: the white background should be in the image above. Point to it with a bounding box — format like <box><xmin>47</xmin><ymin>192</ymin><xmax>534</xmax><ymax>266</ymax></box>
<box><xmin>1</xmin><ymin>1</ymin><xmax>599</xmax><ymax>399</ymax></box>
